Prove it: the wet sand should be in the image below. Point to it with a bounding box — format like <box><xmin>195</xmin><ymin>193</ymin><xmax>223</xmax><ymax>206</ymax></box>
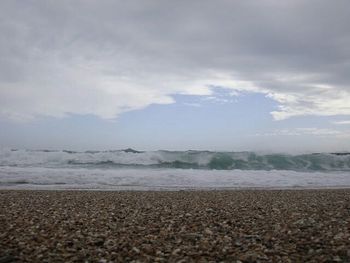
<box><xmin>1</xmin><ymin>189</ymin><xmax>350</xmax><ymax>262</ymax></box>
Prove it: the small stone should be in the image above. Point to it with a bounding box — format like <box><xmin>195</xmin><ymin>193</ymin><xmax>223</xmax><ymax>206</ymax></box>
<box><xmin>334</xmin><ymin>233</ymin><xmax>344</xmax><ymax>240</ymax></box>
<box><xmin>240</xmin><ymin>252</ymin><xmax>258</xmax><ymax>262</ymax></box>
<box><xmin>235</xmin><ymin>239</ymin><xmax>242</xmax><ymax>246</ymax></box>
<box><xmin>333</xmin><ymin>256</ymin><xmax>342</xmax><ymax>262</ymax></box>
<box><xmin>204</xmin><ymin>228</ymin><xmax>213</xmax><ymax>235</ymax></box>
<box><xmin>141</xmin><ymin>244</ymin><xmax>153</xmax><ymax>254</ymax></box>
<box><xmin>132</xmin><ymin>247</ymin><xmax>140</xmax><ymax>254</ymax></box>
<box><xmin>172</xmin><ymin>248</ymin><xmax>181</xmax><ymax>255</ymax></box>
<box><xmin>104</xmin><ymin>239</ymin><xmax>115</xmax><ymax>248</ymax></box>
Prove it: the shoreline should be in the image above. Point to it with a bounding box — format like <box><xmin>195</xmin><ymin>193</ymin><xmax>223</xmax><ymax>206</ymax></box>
<box><xmin>2</xmin><ymin>185</ymin><xmax>350</xmax><ymax>191</ymax></box>
<box><xmin>1</xmin><ymin>189</ymin><xmax>350</xmax><ymax>262</ymax></box>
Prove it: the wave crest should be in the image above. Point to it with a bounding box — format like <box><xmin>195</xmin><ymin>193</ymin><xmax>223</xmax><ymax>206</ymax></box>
<box><xmin>1</xmin><ymin>149</ymin><xmax>350</xmax><ymax>171</ymax></box>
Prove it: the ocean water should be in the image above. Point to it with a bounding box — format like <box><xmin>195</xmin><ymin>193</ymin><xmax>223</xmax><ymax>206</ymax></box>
<box><xmin>0</xmin><ymin>148</ymin><xmax>350</xmax><ymax>190</ymax></box>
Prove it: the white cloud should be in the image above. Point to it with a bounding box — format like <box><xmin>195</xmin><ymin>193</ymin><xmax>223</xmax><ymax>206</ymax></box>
<box><xmin>332</xmin><ymin>120</ymin><xmax>350</xmax><ymax>125</ymax></box>
<box><xmin>0</xmin><ymin>1</ymin><xmax>350</xmax><ymax>121</ymax></box>
<box><xmin>255</xmin><ymin>128</ymin><xmax>343</xmax><ymax>137</ymax></box>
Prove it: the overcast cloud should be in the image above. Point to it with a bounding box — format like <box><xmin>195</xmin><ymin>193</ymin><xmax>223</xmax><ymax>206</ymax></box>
<box><xmin>1</xmin><ymin>0</ymin><xmax>350</xmax><ymax>121</ymax></box>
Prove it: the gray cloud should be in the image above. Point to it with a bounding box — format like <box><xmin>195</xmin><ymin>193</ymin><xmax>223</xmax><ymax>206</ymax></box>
<box><xmin>0</xmin><ymin>0</ymin><xmax>350</xmax><ymax>120</ymax></box>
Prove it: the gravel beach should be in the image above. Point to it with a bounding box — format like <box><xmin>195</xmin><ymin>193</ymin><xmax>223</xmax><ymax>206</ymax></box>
<box><xmin>1</xmin><ymin>189</ymin><xmax>350</xmax><ymax>262</ymax></box>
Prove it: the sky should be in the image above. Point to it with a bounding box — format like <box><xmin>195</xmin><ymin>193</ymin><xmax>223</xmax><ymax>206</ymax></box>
<box><xmin>0</xmin><ymin>0</ymin><xmax>350</xmax><ymax>152</ymax></box>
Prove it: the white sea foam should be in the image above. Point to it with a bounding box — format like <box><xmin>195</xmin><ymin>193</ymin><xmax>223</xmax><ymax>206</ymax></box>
<box><xmin>0</xmin><ymin>166</ymin><xmax>350</xmax><ymax>190</ymax></box>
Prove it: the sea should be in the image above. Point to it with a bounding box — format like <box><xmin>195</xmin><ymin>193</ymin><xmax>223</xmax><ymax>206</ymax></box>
<box><xmin>1</xmin><ymin>148</ymin><xmax>350</xmax><ymax>190</ymax></box>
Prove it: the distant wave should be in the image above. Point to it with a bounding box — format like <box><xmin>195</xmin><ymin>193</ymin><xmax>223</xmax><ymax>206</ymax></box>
<box><xmin>1</xmin><ymin>148</ymin><xmax>350</xmax><ymax>171</ymax></box>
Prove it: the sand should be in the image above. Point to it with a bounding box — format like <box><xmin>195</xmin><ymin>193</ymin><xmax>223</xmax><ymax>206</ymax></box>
<box><xmin>1</xmin><ymin>189</ymin><xmax>350</xmax><ymax>262</ymax></box>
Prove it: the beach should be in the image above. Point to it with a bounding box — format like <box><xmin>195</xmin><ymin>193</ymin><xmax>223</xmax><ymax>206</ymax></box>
<box><xmin>1</xmin><ymin>189</ymin><xmax>350</xmax><ymax>262</ymax></box>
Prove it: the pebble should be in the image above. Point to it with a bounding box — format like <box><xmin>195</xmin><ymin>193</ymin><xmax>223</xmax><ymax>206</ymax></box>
<box><xmin>1</xmin><ymin>189</ymin><xmax>350</xmax><ymax>262</ymax></box>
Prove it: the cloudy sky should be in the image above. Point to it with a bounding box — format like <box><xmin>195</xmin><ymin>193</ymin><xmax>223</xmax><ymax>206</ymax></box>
<box><xmin>1</xmin><ymin>0</ymin><xmax>350</xmax><ymax>152</ymax></box>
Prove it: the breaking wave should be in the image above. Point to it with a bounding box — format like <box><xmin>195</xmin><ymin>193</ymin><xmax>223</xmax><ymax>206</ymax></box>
<box><xmin>1</xmin><ymin>148</ymin><xmax>350</xmax><ymax>171</ymax></box>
